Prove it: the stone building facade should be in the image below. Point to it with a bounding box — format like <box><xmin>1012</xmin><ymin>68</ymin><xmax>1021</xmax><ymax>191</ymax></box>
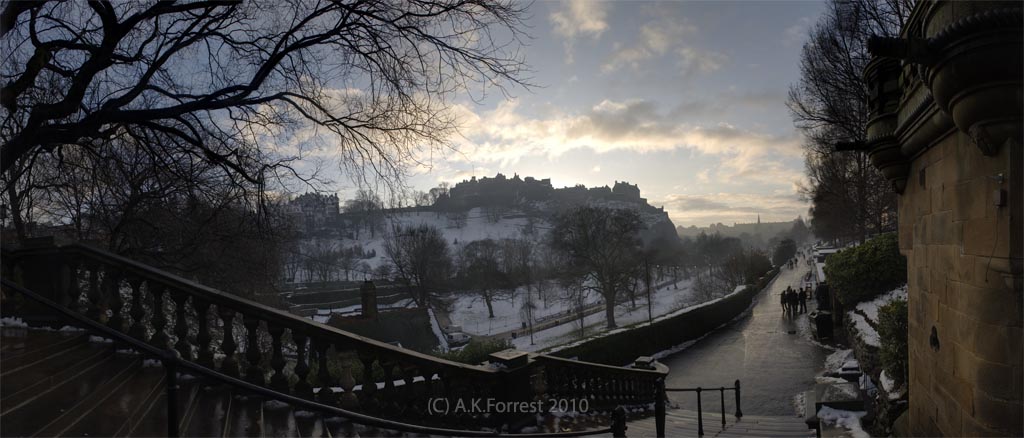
<box><xmin>861</xmin><ymin>1</ymin><xmax>1021</xmax><ymax>436</ymax></box>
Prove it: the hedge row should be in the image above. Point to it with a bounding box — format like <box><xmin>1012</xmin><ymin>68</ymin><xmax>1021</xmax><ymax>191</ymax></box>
<box><xmin>824</xmin><ymin>233</ymin><xmax>906</xmax><ymax>306</ymax></box>
<box><xmin>550</xmin><ymin>268</ymin><xmax>779</xmax><ymax>366</ymax></box>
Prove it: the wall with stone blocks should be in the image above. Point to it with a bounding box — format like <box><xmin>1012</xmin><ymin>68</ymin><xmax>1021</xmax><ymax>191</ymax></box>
<box><xmin>899</xmin><ymin>130</ymin><xmax>1022</xmax><ymax>437</ymax></box>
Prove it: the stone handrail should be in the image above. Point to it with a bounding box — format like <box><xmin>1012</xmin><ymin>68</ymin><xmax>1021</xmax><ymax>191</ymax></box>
<box><xmin>2</xmin><ymin>240</ymin><xmax>668</xmax><ymax>433</ymax></box>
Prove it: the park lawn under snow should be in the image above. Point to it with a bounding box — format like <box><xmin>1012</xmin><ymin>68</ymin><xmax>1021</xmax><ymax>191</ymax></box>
<box><xmin>445</xmin><ymin>285</ymin><xmax>603</xmax><ymax>335</ymax></box>
<box><xmin>510</xmin><ymin>278</ymin><xmax>698</xmax><ymax>352</ymax></box>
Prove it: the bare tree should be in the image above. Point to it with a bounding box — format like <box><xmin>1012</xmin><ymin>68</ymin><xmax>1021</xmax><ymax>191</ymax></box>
<box><xmin>344</xmin><ymin>189</ymin><xmax>384</xmax><ymax>239</ymax></box>
<box><xmin>382</xmin><ymin>223</ymin><xmax>452</xmax><ymax>307</ymax></box>
<box><xmin>456</xmin><ymin>238</ymin><xmax>508</xmax><ymax>318</ymax></box>
<box><xmin>787</xmin><ymin>0</ymin><xmax>909</xmax><ymax>243</ymax></box>
<box><xmin>1</xmin><ymin>0</ymin><xmax>531</xmax><ymax>223</ymax></box>
<box><xmin>550</xmin><ymin>206</ymin><xmax>644</xmax><ymax>329</ymax></box>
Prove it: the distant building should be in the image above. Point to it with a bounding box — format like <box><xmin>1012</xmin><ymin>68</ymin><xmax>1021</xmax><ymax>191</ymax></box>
<box><xmin>444</xmin><ymin>173</ymin><xmax>647</xmax><ymax>210</ymax></box>
<box><xmin>286</xmin><ymin>192</ymin><xmax>340</xmax><ymax>232</ymax></box>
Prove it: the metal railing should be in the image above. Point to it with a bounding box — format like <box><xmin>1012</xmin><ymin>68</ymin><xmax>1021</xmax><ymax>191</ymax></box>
<box><xmin>662</xmin><ymin>380</ymin><xmax>743</xmax><ymax>437</ymax></box>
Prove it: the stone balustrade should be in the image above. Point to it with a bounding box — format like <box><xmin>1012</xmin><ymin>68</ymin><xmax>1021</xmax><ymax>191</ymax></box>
<box><xmin>1</xmin><ymin>240</ymin><xmax>668</xmax><ymax>433</ymax></box>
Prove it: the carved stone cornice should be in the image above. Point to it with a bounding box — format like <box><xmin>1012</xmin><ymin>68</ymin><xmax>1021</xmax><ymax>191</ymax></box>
<box><xmin>866</xmin><ymin>1</ymin><xmax>1022</xmax><ymax>164</ymax></box>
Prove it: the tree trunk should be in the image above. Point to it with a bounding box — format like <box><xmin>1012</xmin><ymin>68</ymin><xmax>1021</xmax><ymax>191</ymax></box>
<box><xmin>485</xmin><ymin>292</ymin><xmax>495</xmax><ymax>318</ymax></box>
<box><xmin>6</xmin><ymin>182</ymin><xmax>27</xmax><ymax>243</ymax></box>
<box><xmin>604</xmin><ymin>298</ymin><xmax>617</xmax><ymax>328</ymax></box>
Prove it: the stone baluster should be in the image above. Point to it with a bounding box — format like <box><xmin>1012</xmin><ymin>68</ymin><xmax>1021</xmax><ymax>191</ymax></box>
<box><xmin>293</xmin><ymin>332</ymin><xmax>313</xmax><ymax>399</ymax></box>
<box><xmin>194</xmin><ymin>299</ymin><xmax>214</xmax><ymax>368</ymax></box>
<box><xmin>105</xmin><ymin>270</ymin><xmax>125</xmax><ymax>331</ymax></box>
<box><xmin>392</xmin><ymin>363</ymin><xmax>411</xmax><ymax>414</ymax></box>
<box><xmin>150</xmin><ymin>284</ymin><xmax>171</xmax><ymax>350</ymax></box>
<box><xmin>85</xmin><ymin>262</ymin><xmax>103</xmax><ymax>321</ymax></box>
<box><xmin>127</xmin><ymin>278</ymin><xmax>148</xmax><ymax>341</ymax></box>
<box><xmin>268</xmin><ymin>325</ymin><xmax>289</xmax><ymax>393</ymax></box>
<box><xmin>61</xmin><ymin>256</ymin><xmax>81</xmax><ymax>312</ymax></box>
<box><xmin>243</xmin><ymin>315</ymin><xmax>265</xmax><ymax>386</ymax></box>
<box><xmin>421</xmin><ymin>366</ymin><xmax>438</xmax><ymax>401</ymax></box>
<box><xmin>218</xmin><ymin>308</ymin><xmax>240</xmax><ymax>378</ymax></box>
<box><xmin>314</xmin><ymin>339</ymin><xmax>337</xmax><ymax>404</ymax></box>
<box><xmin>171</xmin><ymin>291</ymin><xmax>192</xmax><ymax>359</ymax></box>
<box><xmin>337</xmin><ymin>354</ymin><xmax>358</xmax><ymax>408</ymax></box>
<box><xmin>358</xmin><ymin>352</ymin><xmax>379</xmax><ymax>411</ymax></box>
<box><xmin>379</xmin><ymin>359</ymin><xmax>396</xmax><ymax>411</ymax></box>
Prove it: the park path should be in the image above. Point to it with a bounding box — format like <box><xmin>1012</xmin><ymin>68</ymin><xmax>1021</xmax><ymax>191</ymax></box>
<box><xmin>659</xmin><ymin>254</ymin><xmax>829</xmax><ymax>417</ymax></box>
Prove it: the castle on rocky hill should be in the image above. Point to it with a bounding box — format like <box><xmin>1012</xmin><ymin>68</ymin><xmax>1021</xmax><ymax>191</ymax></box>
<box><xmin>438</xmin><ymin>173</ymin><xmax>648</xmax><ymax>210</ymax></box>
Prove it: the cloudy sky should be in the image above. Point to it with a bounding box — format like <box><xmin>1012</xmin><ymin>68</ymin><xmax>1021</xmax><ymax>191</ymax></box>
<box><xmin>340</xmin><ymin>1</ymin><xmax>827</xmax><ymax>228</ymax></box>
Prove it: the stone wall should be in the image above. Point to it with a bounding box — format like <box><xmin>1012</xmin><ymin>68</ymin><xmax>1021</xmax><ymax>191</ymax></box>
<box><xmin>549</xmin><ymin>270</ymin><xmax>777</xmax><ymax>367</ymax></box>
<box><xmin>898</xmin><ymin>130</ymin><xmax>1022</xmax><ymax>436</ymax></box>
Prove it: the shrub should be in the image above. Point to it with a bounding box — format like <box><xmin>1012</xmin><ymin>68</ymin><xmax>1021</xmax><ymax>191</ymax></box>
<box><xmin>878</xmin><ymin>298</ymin><xmax>908</xmax><ymax>390</ymax></box>
<box><xmin>434</xmin><ymin>338</ymin><xmax>513</xmax><ymax>365</ymax></box>
<box><xmin>825</xmin><ymin>233</ymin><xmax>906</xmax><ymax>305</ymax></box>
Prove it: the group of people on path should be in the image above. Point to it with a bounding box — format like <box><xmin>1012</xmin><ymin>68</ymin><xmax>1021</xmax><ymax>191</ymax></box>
<box><xmin>781</xmin><ymin>286</ymin><xmax>808</xmax><ymax>316</ymax></box>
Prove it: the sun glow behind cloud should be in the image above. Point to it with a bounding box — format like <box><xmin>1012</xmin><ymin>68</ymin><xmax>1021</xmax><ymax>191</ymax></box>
<box><xmin>296</xmin><ymin>1</ymin><xmax>825</xmax><ymax>228</ymax></box>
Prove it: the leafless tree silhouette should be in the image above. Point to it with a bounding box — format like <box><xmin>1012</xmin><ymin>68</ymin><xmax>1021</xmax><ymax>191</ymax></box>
<box><xmin>787</xmin><ymin>0</ymin><xmax>911</xmax><ymax>243</ymax></box>
<box><xmin>1</xmin><ymin>0</ymin><xmax>531</xmax><ymax>221</ymax></box>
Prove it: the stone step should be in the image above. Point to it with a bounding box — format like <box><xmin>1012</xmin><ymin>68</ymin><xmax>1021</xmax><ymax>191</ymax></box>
<box><xmin>1</xmin><ymin>341</ymin><xmax>110</xmax><ymax>412</ymax></box>
<box><xmin>0</xmin><ymin>332</ymin><xmax>93</xmax><ymax>378</ymax></box>
<box><xmin>181</xmin><ymin>384</ymin><xmax>233</xmax><ymax>437</ymax></box>
<box><xmin>0</xmin><ymin>354</ymin><xmax>136</xmax><ymax>436</ymax></box>
<box><xmin>60</xmin><ymin>358</ymin><xmax>167</xmax><ymax>437</ymax></box>
<box><xmin>625</xmin><ymin>408</ymin><xmax>815</xmax><ymax>438</ymax></box>
<box><xmin>0</xmin><ymin>327</ymin><xmax>84</xmax><ymax>359</ymax></box>
<box><xmin>33</xmin><ymin>356</ymin><xmax>144</xmax><ymax>437</ymax></box>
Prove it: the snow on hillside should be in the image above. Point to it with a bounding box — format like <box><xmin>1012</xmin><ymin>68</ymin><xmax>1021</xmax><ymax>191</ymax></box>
<box><xmin>300</xmin><ymin>208</ymin><xmax>539</xmax><ymax>276</ymax></box>
<box><xmin>847</xmin><ymin>284</ymin><xmax>907</xmax><ymax>348</ymax></box>
<box><xmin>854</xmin><ymin>284</ymin><xmax>907</xmax><ymax>322</ymax></box>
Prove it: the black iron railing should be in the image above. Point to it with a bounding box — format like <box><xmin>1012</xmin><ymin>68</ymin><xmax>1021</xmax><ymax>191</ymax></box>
<box><xmin>663</xmin><ymin>380</ymin><xmax>743</xmax><ymax>437</ymax></box>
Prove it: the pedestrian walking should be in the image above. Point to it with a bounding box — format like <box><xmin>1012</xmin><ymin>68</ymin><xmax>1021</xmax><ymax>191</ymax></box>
<box><xmin>781</xmin><ymin>288</ymin><xmax>788</xmax><ymax>314</ymax></box>
<box><xmin>798</xmin><ymin>288</ymin><xmax>808</xmax><ymax>313</ymax></box>
<box><xmin>787</xmin><ymin>289</ymin><xmax>797</xmax><ymax>315</ymax></box>
<box><xmin>782</xmin><ymin>287</ymin><xmax>794</xmax><ymax>316</ymax></box>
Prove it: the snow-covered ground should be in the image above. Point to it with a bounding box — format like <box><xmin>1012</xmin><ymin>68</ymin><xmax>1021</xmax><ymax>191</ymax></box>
<box><xmin>448</xmin><ymin>277</ymin><xmax>694</xmax><ymax>337</ymax></box>
<box><xmin>817</xmin><ymin>406</ymin><xmax>870</xmax><ymax>438</ymax></box>
<box><xmin>510</xmin><ymin>279</ymin><xmax>698</xmax><ymax>352</ymax></box>
<box><xmin>310</xmin><ymin>298</ymin><xmax>417</xmax><ymax>323</ymax></box>
<box><xmin>879</xmin><ymin>370</ymin><xmax>902</xmax><ymax>400</ymax></box>
<box><xmin>814</xmin><ymin>349</ymin><xmax>870</xmax><ymax>437</ymax></box>
<box><xmin>291</xmin><ymin>206</ymin><xmax>702</xmax><ymax>353</ymax></box>
<box><xmin>287</xmin><ymin>208</ymin><xmax>542</xmax><ymax>284</ymax></box>
<box><xmin>847</xmin><ymin>284</ymin><xmax>907</xmax><ymax>348</ymax></box>
<box><xmin>854</xmin><ymin>284</ymin><xmax>907</xmax><ymax>323</ymax></box>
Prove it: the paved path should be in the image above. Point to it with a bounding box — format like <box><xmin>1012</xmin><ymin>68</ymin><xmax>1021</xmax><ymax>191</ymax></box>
<box><xmin>660</xmin><ymin>256</ymin><xmax>829</xmax><ymax>417</ymax></box>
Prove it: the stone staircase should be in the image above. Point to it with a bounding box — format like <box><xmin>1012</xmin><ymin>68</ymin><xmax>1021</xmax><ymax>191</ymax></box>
<box><xmin>624</xmin><ymin>409</ymin><xmax>813</xmax><ymax>438</ymax></box>
<box><xmin>0</xmin><ymin>326</ymin><xmax>396</xmax><ymax>437</ymax></box>
<box><xmin>2</xmin><ymin>241</ymin><xmax>792</xmax><ymax>438</ymax></box>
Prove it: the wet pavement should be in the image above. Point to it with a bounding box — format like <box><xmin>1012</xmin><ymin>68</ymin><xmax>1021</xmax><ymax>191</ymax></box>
<box><xmin>660</xmin><ymin>257</ymin><xmax>829</xmax><ymax>417</ymax></box>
